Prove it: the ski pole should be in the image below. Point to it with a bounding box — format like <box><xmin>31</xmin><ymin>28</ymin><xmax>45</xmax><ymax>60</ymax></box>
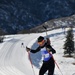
<box><xmin>43</xmin><ymin>25</ymin><xmax>48</xmax><ymax>37</ymax></box>
<box><xmin>43</xmin><ymin>25</ymin><xmax>63</xmax><ymax>75</ymax></box>
<box><xmin>28</xmin><ymin>51</ymin><xmax>35</xmax><ymax>75</ymax></box>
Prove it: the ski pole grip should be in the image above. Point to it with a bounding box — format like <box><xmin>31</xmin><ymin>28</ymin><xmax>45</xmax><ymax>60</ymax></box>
<box><xmin>43</xmin><ymin>26</ymin><xmax>47</xmax><ymax>29</ymax></box>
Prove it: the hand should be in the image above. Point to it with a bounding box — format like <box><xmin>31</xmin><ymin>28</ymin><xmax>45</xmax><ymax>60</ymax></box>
<box><xmin>46</xmin><ymin>48</ymin><xmax>50</xmax><ymax>52</ymax></box>
<box><xmin>26</xmin><ymin>46</ymin><xmax>31</xmax><ymax>52</ymax></box>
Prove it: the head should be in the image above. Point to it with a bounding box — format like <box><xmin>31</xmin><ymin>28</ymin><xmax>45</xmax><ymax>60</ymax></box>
<box><xmin>37</xmin><ymin>36</ymin><xmax>45</xmax><ymax>46</ymax></box>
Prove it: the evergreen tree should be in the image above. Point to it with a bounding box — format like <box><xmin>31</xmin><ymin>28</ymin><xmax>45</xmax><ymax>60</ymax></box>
<box><xmin>63</xmin><ymin>27</ymin><xmax>74</xmax><ymax>56</ymax></box>
<box><xmin>0</xmin><ymin>28</ymin><xmax>5</xmax><ymax>43</ymax></box>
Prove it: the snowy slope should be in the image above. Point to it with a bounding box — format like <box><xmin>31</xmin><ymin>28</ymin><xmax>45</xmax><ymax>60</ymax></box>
<box><xmin>0</xmin><ymin>28</ymin><xmax>75</xmax><ymax>75</ymax></box>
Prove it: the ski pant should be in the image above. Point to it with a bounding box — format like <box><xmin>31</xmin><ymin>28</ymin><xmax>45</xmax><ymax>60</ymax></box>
<box><xmin>39</xmin><ymin>57</ymin><xmax>55</xmax><ymax>75</ymax></box>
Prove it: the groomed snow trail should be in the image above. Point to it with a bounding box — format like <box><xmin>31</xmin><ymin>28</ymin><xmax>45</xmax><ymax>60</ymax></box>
<box><xmin>0</xmin><ymin>29</ymin><xmax>75</xmax><ymax>75</ymax></box>
<box><xmin>0</xmin><ymin>34</ymin><xmax>40</xmax><ymax>75</ymax></box>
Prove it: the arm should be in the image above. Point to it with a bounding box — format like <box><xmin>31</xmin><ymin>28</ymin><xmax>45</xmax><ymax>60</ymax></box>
<box><xmin>46</xmin><ymin>45</ymin><xmax>56</xmax><ymax>54</ymax></box>
<box><xmin>26</xmin><ymin>46</ymin><xmax>41</xmax><ymax>53</ymax></box>
<box><xmin>30</xmin><ymin>46</ymin><xmax>41</xmax><ymax>53</ymax></box>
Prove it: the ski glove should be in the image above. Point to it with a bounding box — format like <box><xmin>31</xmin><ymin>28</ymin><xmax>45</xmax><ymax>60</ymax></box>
<box><xmin>46</xmin><ymin>47</ymin><xmax>50</xmax><ymax>52</ymax></box>
<box><xmin>26</xmin><ymin>46</ymin><xmax>31</xmax><ymax>52</ymax></box>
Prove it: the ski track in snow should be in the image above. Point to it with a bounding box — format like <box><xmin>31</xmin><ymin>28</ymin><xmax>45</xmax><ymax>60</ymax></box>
<box><xmin>0</xmin><ymin>34</ymin><xmax>41</xmax><ymax>75</ymax></box>
<box><xmin>0</xmin><ymin>29</ymin><xmax>75</xmax><ymax>75</ymax></box>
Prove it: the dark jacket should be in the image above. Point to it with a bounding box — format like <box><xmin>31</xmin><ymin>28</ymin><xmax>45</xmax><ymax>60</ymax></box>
<box><xmin>30</xmin><ymin>41</ymin><xmax>56</xmax><ymax>54</ymax></box>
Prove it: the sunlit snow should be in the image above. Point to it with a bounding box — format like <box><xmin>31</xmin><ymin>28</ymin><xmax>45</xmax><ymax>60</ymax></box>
<box><xmin>0</xmin><ymin>28</ymin><xmax>75</xmax><ymax>75</ymax></box>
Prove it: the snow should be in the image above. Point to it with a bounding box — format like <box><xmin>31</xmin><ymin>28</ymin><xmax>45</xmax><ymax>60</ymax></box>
<box><xmin>0</xmin><ymin>28</ymin><xmax>75</xmax><ymax>75</ymax></box>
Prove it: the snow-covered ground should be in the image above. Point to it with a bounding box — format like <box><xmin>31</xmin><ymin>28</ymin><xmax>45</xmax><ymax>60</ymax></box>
<box><xmin>0</xmin><ymin>28</ymin><xmax>75</xmax><ymax>75</ymax></box>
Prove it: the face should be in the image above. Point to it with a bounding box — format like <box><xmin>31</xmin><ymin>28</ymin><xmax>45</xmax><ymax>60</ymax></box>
<box><xmin>38</xmin><ymin>40</ymin><xmax>45</xmax><ymax>46</ymax></box>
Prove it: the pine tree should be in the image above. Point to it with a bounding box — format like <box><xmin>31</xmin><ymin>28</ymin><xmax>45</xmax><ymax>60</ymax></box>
<box><xmin>0</xmin><ymin>28</ymin><xmax>5</xmax><ymax>43</ymax></box>
<box><xmin>63</xmin><ymin>27</ymin><xmax>74</xmax><ymax>56</ymax></box>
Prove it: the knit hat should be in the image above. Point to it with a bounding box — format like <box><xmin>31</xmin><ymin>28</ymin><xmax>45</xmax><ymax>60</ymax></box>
<box><xmin>38</xmin><ymin>36</ymin><xmax>44</xmax><ymax>42</ymax></box>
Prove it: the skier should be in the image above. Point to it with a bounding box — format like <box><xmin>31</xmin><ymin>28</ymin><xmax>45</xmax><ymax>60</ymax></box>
<box><xmin>21</xmin><ymin>42</ymin><xmax>24</xmax><ymax>48</ymax></box>
<box><xmin>26</xmin><ymin>36</ymin><xmax>56</xmax><ymax>75</ymax></box>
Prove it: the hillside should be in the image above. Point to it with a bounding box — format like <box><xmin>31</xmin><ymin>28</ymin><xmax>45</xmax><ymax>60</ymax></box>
<box><xmin>30</xmin><ymin>15</ymin><xmax>75</xmax><ymax>33</ymax></box>
<box><xmin>0</xmin><ymin>28</ymin><xmax>75</xmax><ymax>75</ymax></box>
<box><xmin>0</xmin><ymin>0</ymin><xmax>75</xmax><ymax>34</ymax></box>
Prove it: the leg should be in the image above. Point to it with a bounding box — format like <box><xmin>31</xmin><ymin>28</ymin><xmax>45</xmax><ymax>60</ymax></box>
<box><xmin>48</xmin><ymin>64</ymin><xmax>55</xmax><ymax>75</ymax></box>
<box><xmin>48</xmin><ymin>58</ymin><xmax>55</xmax><ymax>75</ymax></box>
<box><xmin>39</xmin><ymin>63</ymin><xmax>47</xmax><ymax>75</ymax></box>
